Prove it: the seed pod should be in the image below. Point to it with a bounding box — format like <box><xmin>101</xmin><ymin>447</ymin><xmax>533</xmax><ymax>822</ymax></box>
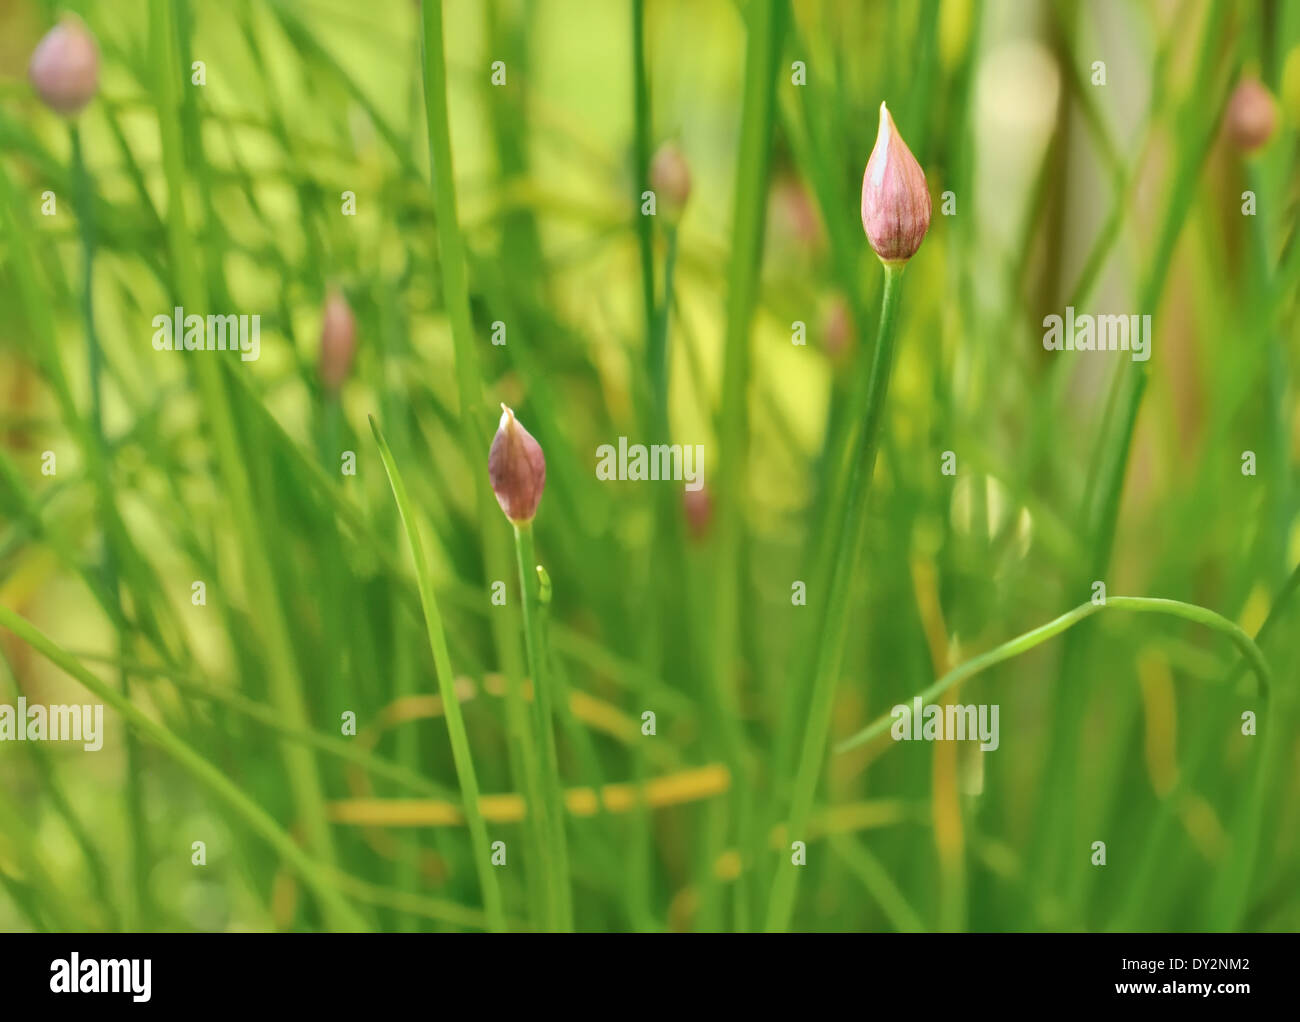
<box><xmin>28</xmin><ymin>16</ymin><xmax>100</xmax><ymax>117</ymax></box>
<box><xmin>650</xmin><ymin>141</ymin><xmax>691</xmax><ymax>220</ymax></box>
<box><xmin>318</xmin><ymin>291</ymin><xmax>357</xmax><ymax>394</ymax></box>
<box><xmin>489</xmin><ymin>404</ymin><xmax>546</xmax><ymax>524</ymax></box>
<box><xmin>861</xmin><ymin>102</ymin><xmax>931</xmax><ymax>265</ymax></box>
<box><xmin>1225</xmin><ymin>78</ymin><xmax>1278</xmax><ymax>152</ymax></box>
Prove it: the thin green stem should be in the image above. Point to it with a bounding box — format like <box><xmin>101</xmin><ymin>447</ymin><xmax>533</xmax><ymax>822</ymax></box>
<box><xmin>835</xmin><ymin>596</ymin><xmax>1272</xmax><ymax>756</ymax></box>
<box><xmin>708</xmin><ymin>0</ymin><xmax>782</xmax><ymax>932</ymax></box>
<box><xmin>632</xmin><ymin>0</ymin><xmax>655</xmax><ymax>329</ymax></box>
<box><xmin>512</xmin><ymin>521</ymin><xmax>573</xmax><ymax>931</ymax></box>
<box><xmin>420</xmin><ymin>0</ymin><xmax>547</xmax><ymax>924</ymax></box>
<box><xmin>764</xmin><ymin>262</ymin><xmax>906</xmax><ymax>933</ymax></box>
<box><xmin>370</xmin><ymin>416</ymin><xmax>506</xmax><ymax>932</ymax></box>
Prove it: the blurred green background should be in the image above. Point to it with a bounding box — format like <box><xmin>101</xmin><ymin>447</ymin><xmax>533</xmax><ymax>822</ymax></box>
<box><xmin>1</xmin><ymin>0</ymin><xmax>1298</xmax><ymax>932</ymax></box>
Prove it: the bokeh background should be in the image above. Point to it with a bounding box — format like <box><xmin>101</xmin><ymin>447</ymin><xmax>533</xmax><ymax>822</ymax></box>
<box><xmin>1</xmin><ymin>0</ymin><xmax>1298</xmax><ymax>932</ymax></box>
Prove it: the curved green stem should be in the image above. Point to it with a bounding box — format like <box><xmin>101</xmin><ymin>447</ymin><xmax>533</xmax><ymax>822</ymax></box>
<box><xmin>835</xmin><ymin>595</ymin><xmax>1272</xmax><ymax>756</ymax></box>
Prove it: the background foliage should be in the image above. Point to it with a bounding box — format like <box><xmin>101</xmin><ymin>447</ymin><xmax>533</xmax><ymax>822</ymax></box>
<box><xmin>1</xmin><ymin>0</ymin><xmax>1298</xmax><ymax>932</ymax></box>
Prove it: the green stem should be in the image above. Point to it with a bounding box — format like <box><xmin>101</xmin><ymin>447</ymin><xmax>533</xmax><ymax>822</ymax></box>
<box><xmin>648</xmin><ymin>224</ymin><xmax>678</xmax><ymax>437</ymax></box>
<box><xmin>764</xmin><ymin>262</ymin><xmax>906</xmax><ymax>932</ymax></box>
<box><xmin>370</xmin><ymin>417</ymin><xmax>506</xmax><ymax>932</ymax></box>
<box><xmin>835</xmin><ymin>595</ymin><xmax>1272</xmax><ymax>756</ymax></box>
<box><xmin>709</xmin><ymin>0</ymin><xmax>782</xmax><ymax>932</ymax></box>
<box><xmin>512</xmin><ymin>521</ymin><xmax>573</xmax><ymax>931</ymax></box>
<box><xmin>420</xmin><ymin>0</ymin><xmax>547</xmax><ymax>924</ymax></box>
<box><xmin>632</xmin><ymin>0</ymin><xmax>655</xmax><ymax>327</ymax></box>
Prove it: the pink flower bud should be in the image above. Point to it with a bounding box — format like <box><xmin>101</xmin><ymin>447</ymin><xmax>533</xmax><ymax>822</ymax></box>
<box><xmin>682</xmin><ymin>484</ymin><xmax>712</xmax><ymax>540</ymax></box>
<box><xmin>489</xmin><ymin>404</ymin><xmax>546</xmax><ymax>524</ymax></box>
<box><xmin>771</xmin><ymin>174</ymin><xmax>824</xmax><ymax>253</ymax></box>
<box><xmin>318</xmin><ymin>291</ymin><xmax>357</xmax><ymax>394</ymax></box>
<box><xmin>861</xmin><ymin>102</ymin><xmax>931</xmax><ymax>265</ymax></box>
<box><xmin>1225</xmin><ymin>78</ymin><xmax>1278</xmax><ymax>152</ymax></box>
<box><xmin>650</xmin><ymin>141</ymin><xmax>691</xmax><ymax>218</ymax></box>
<box><xmin>28</xmin><ymin>17</ymin><xmax>100</xmax><ymax>118</ymax></box>
<box><xmin>822</xmin><ymin>295</ymin><xmax>854</xmax><ymax>362</ymax></box>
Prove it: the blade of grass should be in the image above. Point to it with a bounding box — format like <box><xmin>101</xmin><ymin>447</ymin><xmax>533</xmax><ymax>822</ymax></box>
<box><xmin>419</xmin><ymin>0</ymin><xmax>548</xmax><ymax>926</ymax></box>
<box><xmin>765</xmin><ymin>261</ymin><xmax>906</xmax><ymax>932</ymax></box>
<box><xmin>369</xmin><ymin>415</ymin><xmax>506</xmax><ymax>932</ymax></box>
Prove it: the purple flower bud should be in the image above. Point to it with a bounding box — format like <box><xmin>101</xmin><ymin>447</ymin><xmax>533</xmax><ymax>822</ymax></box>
<box><xmin>1225</xmin><ymin>78</ymin><xmax>1278</xmax><ymax>152</ymax></box>
<box><xmin>650</xmin><ymin>141</ymin><xmax>691</xmax><ymax>219</ymax></box>
<box><xmin>489</xmin><ymin>404</ymin><xmax>546</xmax><ymax>524</ymax></box>
<box><xmin>682</xmin><ymin>484</ymin><xmax>712</xmax><ymax>540</ymax></box>
<box><xmin>822</xmin><ymin>295</ymin><xmax>854</xmax><ymax>362</ymax></box>
<box><xmin>861</xmin><ymin>102</ymin><xmax>931</xmax><ymax>265</ymax></box>
<box><xmin>318</xmin><ymin>291</ymin><xmax>357</xmax><ymax>394</ymax></box>
<box><xmin>28</xmin><ymin>17</ymin><xmax>100</xmax><ymax>118</ymax></box>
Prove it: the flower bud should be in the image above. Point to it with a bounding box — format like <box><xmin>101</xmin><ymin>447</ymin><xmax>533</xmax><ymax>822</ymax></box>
<box><xmin>770</xmin><ymin>173</ymin><xmax>824</xmax><ymax>254</ymax></box>
<box><xmin>28</xmin><ymin>16</ymin><xmax>100</xmax><ymax>118</ymax></box>
<box><xmin>650</xmin><ymin>141</ymin><xmax>691</xmax><ymax>219</ymax></box>
<box><xmin>683</xmin><ymin>484</ymin><xmax>712</xmax><ymax>540</ymax></box>
<box><xmin>821</xmin><ymin>295</ymin><xmax>853</xmax><ymax>362</ymax></box>
<box><xmin>861</xmin><ymin>102</ymin><xmax>931</xmax><ymax>265</ymax></box>
<box><xmin>318</xmin><ymin>290</ymin><xmax>357</xmax><ymax>394</ymax></box>
<box><xmin>1225</xmin><ymin>78</ymin><xmax>1278</xmax><ymax>152</ymax></box>
<box><xmin>489</xmin><ymin>404</ymin><xmax>546</xmax><ymax>524</ymax></box>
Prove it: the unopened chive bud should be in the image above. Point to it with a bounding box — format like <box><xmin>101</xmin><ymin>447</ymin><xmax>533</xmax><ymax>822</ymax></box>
<box><xmin>318</xmin><ymin>290</ymin><xmax>357</xmax><ymax>394</ymax></box>
<box><xmin>489</xmin><ymin>404</ymin><xmax>546</xmax><ymax>524</ymax></box>
<box><xmin>649</xmin><ymin>141</ymin><xmax>691</xmax><ymax>219</ymax></box>
<box><xmin>28</xmin><ymin>16</ymin><xmax>99</xmax><ymax>117</ymax></box>
<box><xmin>822</xmin><ymin>295</ymin><xmax>853</xmax><ymax>362</ymax></box>
<box><xmin>861</xmin><ymin>102</ymin><xmax>931</xmax><ymax>265</ymax></box>
<box><xmin>683</xmin><ymin>484</ymin><xmax>712</xmax><ymax>540</ymax></box>
<box><xmin>1225</xmin><ymin>78</ymin><xmax>1278</xmax><ymax>152</ymax></box>
<box><xmin>771</xmin><ymin>173</ymin><xmax>824</xmax><ymax>252</ymax></box>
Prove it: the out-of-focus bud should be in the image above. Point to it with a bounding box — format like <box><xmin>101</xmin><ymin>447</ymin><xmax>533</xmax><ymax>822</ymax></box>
<box><xmin>770</xmin><ymin>173</ymin><xmax>825</xmax><ymax>254</ymax></box>
<box><xmin>650</xmin><ymin>141</ymin><xmax>691</xmax><ymax>220</ymax></box>
<box><xmin>682</xmin><ymin>484</ymin><xmax>712</xmax><ymax>540</ymax></box>
<box><xmin>861</xmin><ymin>102</ymin><xmax>931</xmax><ymax>265</ymax></box>
<box><xmin>1225</xmin><ymin>78</ymin><xmax>1278</xmax><ymax>152</ymax></box>
<box><xmin>821</xmin><ymin>295</ymin><xmax>854</xmax><ymax>363</ymax></box>
<box><xmin>28</xmin><ymin>16</ymin><xmax>100</xmax><ymax>117</ymax></box>
<box><xmin>489</xmin><ymin>404</ymin><xmax>546</xmax><ymax>524</ymax></box>
<box><xmin>318</xmin><ymin>290</ymin><xmax>357</xmax><ymax>394</ymax></box>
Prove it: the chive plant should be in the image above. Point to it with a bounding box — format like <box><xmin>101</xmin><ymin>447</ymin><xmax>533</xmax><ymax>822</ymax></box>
<box><xmin>0</xmin><ymin>0</ymin><xmax>1297</xmax><ymax>938</ymax></box>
